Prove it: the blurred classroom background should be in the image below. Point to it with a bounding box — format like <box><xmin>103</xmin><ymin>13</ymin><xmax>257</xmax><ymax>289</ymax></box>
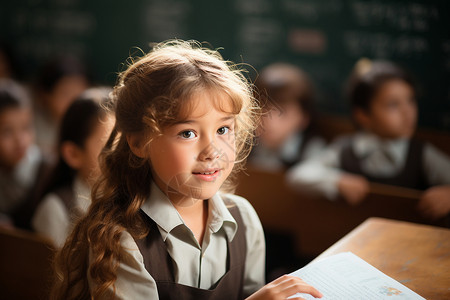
<box><xmin>1</xmin><ymin>0</ymin><xmax>449</xmax><ymax>131</ymax></box>
<box><xmin>1</xmin><ymin>0</ymin><xmax>449</xmax><ymax>299</ymax></box>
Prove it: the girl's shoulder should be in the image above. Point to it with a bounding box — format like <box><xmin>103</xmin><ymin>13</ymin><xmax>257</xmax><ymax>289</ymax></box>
<box><xmin>219</xmin><ymin>193</ymin><xmax>262</xmax><ymax>229</ymax></box>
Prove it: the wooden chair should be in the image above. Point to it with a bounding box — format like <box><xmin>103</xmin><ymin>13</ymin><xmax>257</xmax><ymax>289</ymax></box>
<box><xmin>0</xmin><ymin>227</ymin><xmax>56</xmax><ymax>300</ymax></box>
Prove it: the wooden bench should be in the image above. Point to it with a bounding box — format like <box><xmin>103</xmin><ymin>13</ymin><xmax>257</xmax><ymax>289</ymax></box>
<box><xmin>235</xmin><ymin>168</ymin><xmax>448</xmax><ymax>258</ymax></box>
<box><xmin>0</xmin><ymin>227</ymin><xmax>56</xmax><ymax>300</ymax></box>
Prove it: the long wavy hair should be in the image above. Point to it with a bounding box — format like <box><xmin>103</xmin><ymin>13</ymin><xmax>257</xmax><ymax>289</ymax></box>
<box><xmin>51</xmin><ymin>40</ymin><xmax>259</xmax><ymax>299</ymax></box>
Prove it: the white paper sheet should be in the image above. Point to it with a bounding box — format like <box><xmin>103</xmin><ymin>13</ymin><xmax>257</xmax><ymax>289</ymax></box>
<box><xmin>289</xmin><ymin>252</ymin><xmax>425</xmax><ymax>300</ymax></box>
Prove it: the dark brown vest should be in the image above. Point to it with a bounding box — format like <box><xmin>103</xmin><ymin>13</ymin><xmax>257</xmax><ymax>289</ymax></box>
<box><xmin>135</xmin><ymin>204</ymin><xmax>247</xmax><ymax>300</ymax></box>
<box><xmin>340</xmin><ymin>137</ymin><xmax>429</xmax><ymax>190</ymax></box>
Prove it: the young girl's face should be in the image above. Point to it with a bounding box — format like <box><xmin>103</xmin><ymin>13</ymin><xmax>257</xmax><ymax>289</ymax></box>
<box><xmin>0</xmin><ymin>107</ymin><xmax>33</xmax><ymax>169</ymax></box>
<box><xmin>148</xmin><ymin>90</ymin><xmax>236</xmax><ymax>206</ymax></box>
<box><xmin>361</xmin><ymin>79</ymin><xmax>417</xmax><ymax>139</ymax></box>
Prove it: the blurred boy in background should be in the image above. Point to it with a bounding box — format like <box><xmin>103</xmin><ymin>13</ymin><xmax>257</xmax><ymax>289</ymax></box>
<box><xmin>249</xmin><ymin>63</ymin><xmax>325</xmax><ymax>171</ymax></box>
<box><xmin>287</xmin><ymin>59</ymin><xmax>450</xmax><ymax>221</ymax></box>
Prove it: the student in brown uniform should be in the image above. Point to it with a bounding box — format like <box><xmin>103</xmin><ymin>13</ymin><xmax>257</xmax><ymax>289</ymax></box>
<box><xmin>249</xmin><ymin>63</ymin><xmax>325</xmax><ymax>171</ymax></box>
<box><xmin>287</xmin><ymin>59</ymin><xmax>450</xmax><ymax>220</ymax></box>
<box><xmin>0</xmin><ymin>79</ymin><xmax>51</xmax><ymax>229</ymax></box>
<box><xmin>51</xmin><ymin>40</ymin><xmax>322</xmax><ymax>300</ymax></box>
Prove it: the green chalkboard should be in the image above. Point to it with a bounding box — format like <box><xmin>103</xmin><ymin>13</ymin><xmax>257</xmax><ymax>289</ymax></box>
<box><xmin>1</xmin><ymin>0</ymin><xmax>449</xmax><ymax>130</ymax></box>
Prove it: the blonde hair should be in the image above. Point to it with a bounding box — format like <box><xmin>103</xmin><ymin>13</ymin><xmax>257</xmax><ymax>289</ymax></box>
<box><xmin>51</xmin><ymin>40</ymin><xmax>259</xmax><ymax>299</ymax></box>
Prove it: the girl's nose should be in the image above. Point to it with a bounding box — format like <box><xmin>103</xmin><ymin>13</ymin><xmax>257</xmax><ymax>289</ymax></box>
<box><xmin>197</xmin><ymin>141</ymin><xmax>221</xmax><ymax>161</ymax></box>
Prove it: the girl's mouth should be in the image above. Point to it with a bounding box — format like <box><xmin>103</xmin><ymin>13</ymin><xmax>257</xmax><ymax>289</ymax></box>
<box><xmin>192</xmin><ymin>169</ymin><xmax>221</xmax><ymax>182</ymax></box>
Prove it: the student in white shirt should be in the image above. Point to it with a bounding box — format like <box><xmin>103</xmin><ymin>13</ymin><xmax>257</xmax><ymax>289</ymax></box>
<box><xmin>287</xmin><ymin>59</ymin><xmax>450</xmax><ymax>220</ymax></box>
<box><xmin>0</xmin><ymin>79</ymin><xmax>50</xmax><ymax>229</ymax></box>
<box><xmin>51</xmin><ymin>40</ymin><xmax>323</xmax><ymax>300</ymax></box>
<box><xmin>249</xmin><ymin>63</ymin><xmax>326</xmax><ymax>171</ymax></box>
<box><xmin>32</xmin><ymin>88</ymin><xmax>114</xmax><ymax>247</ymax></box>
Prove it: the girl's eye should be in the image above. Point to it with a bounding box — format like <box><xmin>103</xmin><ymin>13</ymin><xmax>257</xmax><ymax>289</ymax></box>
<box><xmin>179</xmin><ymin>130</ymin><xmax>196</xmax><ymax>139</ymax></box>
<box><xmin>386</xmin><ymin>100</ymin><xmax>399</xmax><ymax>110</ymax></box>
<box><xmin>217</xmin><ymin>126</ymin><xmax>230</xmax><ymax>135</ymax></box>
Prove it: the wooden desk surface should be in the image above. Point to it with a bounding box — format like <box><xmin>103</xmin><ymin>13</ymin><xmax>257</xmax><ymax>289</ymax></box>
<box><xmin>315</xmin><ymin>217</ymin><xmax>450</xmax><ymax>300</ymax></box>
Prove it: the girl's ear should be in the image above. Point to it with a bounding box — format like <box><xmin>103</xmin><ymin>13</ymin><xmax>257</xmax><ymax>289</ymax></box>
<box><xmin>61</xmin><ymin>141</ymin><xmax>84</xmax><ymax>170</ymax></box>
<box><xmin>127</xmin><ymin>133</ymin><xmax>147</xmax><ymax>158</ymax></box>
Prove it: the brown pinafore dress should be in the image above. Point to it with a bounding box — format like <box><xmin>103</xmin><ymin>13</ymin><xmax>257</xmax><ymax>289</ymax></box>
<box><xmin>135</xmin><ymin>204</ymin><xmax>248</xmax><ymax>300</ymax></box>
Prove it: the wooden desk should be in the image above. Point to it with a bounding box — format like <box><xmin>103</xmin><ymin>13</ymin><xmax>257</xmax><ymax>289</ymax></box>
<box><xmin>315</xmin><ymin>217</ymin><xmax>450</xmax><ymax>300</ymax></box>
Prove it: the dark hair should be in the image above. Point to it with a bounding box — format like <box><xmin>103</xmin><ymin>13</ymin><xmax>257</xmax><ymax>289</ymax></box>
<box><xmin>0</xmin><ymin>42</ymin><xmax>20</xmax><ymax>79</ymax></box>
<box><xmin>347</xmin><ymin>59</ymin><xmax>416</xmax><ymax>112</ymax></box>
<box><xmin>35</xmin><ymin>56</ymin><xmax>89</xmax><ymax>93</ymax></box>
<box><xmin>41</xmin><ymin>87</ymin><xmax>111</xmax><ymax>195</ymax></box>
<box><xmin>0</xmin><ymin>79</ymin><xmax>30</xmax><ymax>114</ymax></box>
<box><xmin>255</xmin><ymin>63</ymin><xmax>315</xmax><ymax>115</ymax></box>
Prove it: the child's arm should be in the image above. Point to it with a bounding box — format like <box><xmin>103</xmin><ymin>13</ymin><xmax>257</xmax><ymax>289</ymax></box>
<box><xmin>246</xmin><ymin>275</ymin><xmax>322</xmax><ymax>300</ymax></box>
<box><xmin>286</xmin><ymin>139</ymin><xmax>346</xmax><ymax>200</ymax></box>
<box><xmin>418</xmin><ymin>143</ymin><xmax>450</xmax><ymax>220</ymax></box>
<box><xmin>31</xmin><ymin>193</ymin><xmax>70</xmax><ymax>247</ymax></box>
<box><xmin>337</xmin><ymin>173</ymin><xmax>370</xmax><ymax>205</ymax></box>
<box><xmin>423</xmin><ymin>143</ymin><xmax>450</xmax><ymax>186</ymax></box>
<box><xmin>88</xmin><ymin>231</ymin><xmax>158</xmax><ymax>299</ymax></box>
<box><xmin>418</xmin><ymin>185</ymin><xmax>450</xmax><ymax>220</ymax></box>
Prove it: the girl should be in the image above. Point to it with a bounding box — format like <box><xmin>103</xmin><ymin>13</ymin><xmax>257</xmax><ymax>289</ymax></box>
<box><xmin>52</xmin><ymin>40</ymin><xmax>322</xmax><ymax>300</ymax></box>
<box><xmin>32</xmin><ymin>87</ymin><xmax>114</xmax><ymax>247</ymax></box>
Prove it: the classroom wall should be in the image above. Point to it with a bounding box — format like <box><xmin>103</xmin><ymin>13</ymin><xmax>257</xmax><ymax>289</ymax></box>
<box><xmin>1</xmin><ymin>0</ymin><xmax>449</xmax><ymax>131</ymax></box>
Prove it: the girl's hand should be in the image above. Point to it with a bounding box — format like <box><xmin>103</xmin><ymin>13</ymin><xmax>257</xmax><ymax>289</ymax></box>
<box><xmin>246</xmin><ymin>275</ymin><xmax>323</xmax><ymax>300</ymax></box>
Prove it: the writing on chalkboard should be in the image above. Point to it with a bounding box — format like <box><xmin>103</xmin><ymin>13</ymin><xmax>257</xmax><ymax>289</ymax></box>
<box><xmin>9</xmin><ymin>7</ymin><xmax>95</xmax><ymax>60</ymax></box>
<box><xmin>1</xmin><ymin>0</ymin><xmax>448</xmax><ymax>130</ymax></box>
<box><xmin>344</xmin><ymin>31</ymin><xmax>429</xmax><ymax>58</ymax></box>
<box><xmin>351</xmin><ymin>2</ymin><xmax>439</xmax><ymax>31</ymax></box>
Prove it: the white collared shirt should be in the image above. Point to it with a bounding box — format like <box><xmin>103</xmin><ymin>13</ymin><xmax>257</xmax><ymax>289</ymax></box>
<box><xmin>286</xmin><ymin>131</ymin><xmax>450</xmax><ymax>199</ymax></box>
<box><xmin>88</xmin><ymin>182</ymin><xmax>265</xmax><ymax>299</ymax></box>
<box><xmin>32</xmin><ymin>176</ymin><xmax>91</xmax><ymax>247</ymax></box>
<box><xmin>250</xmin><ymin>132</ymin><xmax>326</xmax><ymax>172</ymax></box>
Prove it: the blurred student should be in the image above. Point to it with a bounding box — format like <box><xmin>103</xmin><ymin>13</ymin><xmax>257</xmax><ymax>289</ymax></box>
<box><xmin>32</xmin><ymin>87</ymin><xmax>114</xmax><ymax>247</ymax></box>
<box><xmin>287</xmin><ymin>59</ymin><xmax>450</xmax><ymax>220</ymax></box>
<box><xmin>0</xmin><ymin>79</ymin><xmax>48</xmax><ymax>227</ymax></box>
<box><xmin>33</xmin><ymin>56</ymin><xmax>89</xmax><ymax>160</ymax></box>
<box><xmin>249</xmin><ymin>63</ymin><xmax>325</xmax><ymax>171</ymax></box>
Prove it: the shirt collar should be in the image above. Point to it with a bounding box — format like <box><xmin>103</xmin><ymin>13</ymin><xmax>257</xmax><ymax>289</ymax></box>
<box><xmin>140</xmin><ymin>182</ymin><xmax>238</xmax><ymax>242</ymax></box>
<box><xmin>73</xmin><ymin>176</ymin><xmax>91</xmax><ymax>213</ymax></box>
<box><xmin>353</xmin><ymin>131</ymin><xmax>409</xmax><ymax>163</ymax></box>
<box><xmin>208</xmin><ymin>192</ymin><xmax>238</xmax><ymax>241</ymax></box>
<box><xmin>140</xmin><ymin>181</ymin><xmax>185</xmax><ymax>241</ymax></box>
<box><xmin>280</xmin><ymin>132</ymin><xmax>303</xmax><ymax>162</ymax></box>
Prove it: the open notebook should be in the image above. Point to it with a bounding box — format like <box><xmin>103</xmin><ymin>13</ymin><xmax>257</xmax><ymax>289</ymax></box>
<box><xmin>289</xmin><ymin>252</ymin><xmax>425</xmax><ymax>300</ymax></box>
